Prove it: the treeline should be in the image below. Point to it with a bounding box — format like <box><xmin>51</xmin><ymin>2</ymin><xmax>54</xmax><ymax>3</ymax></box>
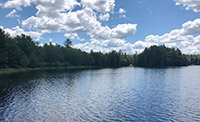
<box><xmin>133</xmin><ymin>45</ymin><xmax>200</xmax><ymax>67</ymax></box>
<box><xmin>1</xmin><ymin>28</ymin><xmax>200</xmax><ymax>69</ymax></box>
<box><xmin>0</xmin><ymin>28</ymin><xmax>133</xmax><ymax>69</ymax></box>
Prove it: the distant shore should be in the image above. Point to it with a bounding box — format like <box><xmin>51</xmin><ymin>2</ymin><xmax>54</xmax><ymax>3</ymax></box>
<box><xmin>0</xmin><ymin>66</ymin><xmax>103</xmax><ymax>75</ymax></box>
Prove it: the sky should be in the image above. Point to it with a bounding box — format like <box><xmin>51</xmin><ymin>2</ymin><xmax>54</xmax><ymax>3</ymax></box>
<box><xmin>1</xmin><ymin>0</ymin><xmax>200</xmax><ymax>54</ymax></box>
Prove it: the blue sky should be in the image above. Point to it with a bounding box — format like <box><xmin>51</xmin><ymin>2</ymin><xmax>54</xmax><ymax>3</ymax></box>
<box><xmin>1</xmin><ymin>0</ymin><xmax>200</xmax><ymax>54</ymax></box>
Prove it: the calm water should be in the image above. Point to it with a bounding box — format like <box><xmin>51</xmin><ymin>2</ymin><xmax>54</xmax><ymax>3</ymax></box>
<box><xmin>0</xmin><ymin>66</ymin><xmax>200</xmax><ymax>122</ymax></box>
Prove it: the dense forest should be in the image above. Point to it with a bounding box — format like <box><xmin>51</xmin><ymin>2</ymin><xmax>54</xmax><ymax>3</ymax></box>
<box><xmin>0</xmin><ymin>28</ymin><xmax>132</xmax><ymax>69</ymax></box>
<box><xmin>133</xmin><ymin>45</ymin><xmax>200</xmax><ymax>67</ymax></box>
<box><xmin>1</xmin><ymin>28</ymin><xmax>200</xmax><ymax>69</ymax></box>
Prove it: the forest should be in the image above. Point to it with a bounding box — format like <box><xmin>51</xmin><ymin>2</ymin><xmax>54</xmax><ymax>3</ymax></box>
<box><xmin>133</xmin><ymin>45</ymin><xmax>200</xmax><ymax>67</ymax></box>
<box><xmin>0</xmin><ymin>28</ymin><xmax>132</xmax><ymax>69</ymax></box>
<box><xmin>1</xmin><ymin>28</ymin><xmax>200</xmax><ymax>69</ymax></box>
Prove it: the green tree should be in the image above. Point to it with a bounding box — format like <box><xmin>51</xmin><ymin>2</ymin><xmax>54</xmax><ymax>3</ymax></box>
<box><xmin>6</xmin><ymin>39</ymin><xmax>25</xmax><ymax>68</ymax></box>
<box><xmin>135</xmin><ymin>45</ymin><xmax>190</xmax><ymax>67</ymax></box>
<box><xmin>0</xmin><ymin>29</ymin><xmax>9</xmax><ymax>68</ymax></box>
<box><xmin>15</xmin><ymin>34</ymin><xmax>37</xmax><ymax>57</ymax></box>
<box><xmin>20</xmin><ymin>54</ymin><xmax>29</xmax><ymax>67</ymax></box>
<box><xmin>29</xmin><ymin>53</ymin><xmax>39</xmax><ymax>68</ymax></box>
<box><xmin>64</xmin><ymin>39</ymin><xmax>72</xmax><ymax>48</ymax></box>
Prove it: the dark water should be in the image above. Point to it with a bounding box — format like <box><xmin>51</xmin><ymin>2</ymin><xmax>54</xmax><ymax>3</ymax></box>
<box><xmin>0</xmin><ymin>66</ymin><xmax>200</xmax><ymax>122</ymax></box>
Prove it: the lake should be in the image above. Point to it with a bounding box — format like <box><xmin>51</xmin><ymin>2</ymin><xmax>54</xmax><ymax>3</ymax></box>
<box><xmin>0</xmin><ymin>66</ymin><xmax>200</xmax><ymax>122</ymax></box>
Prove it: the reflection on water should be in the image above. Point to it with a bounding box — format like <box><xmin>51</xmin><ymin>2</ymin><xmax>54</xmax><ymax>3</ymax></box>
<box><xmin>0</xmin><ymin>66</ymin><xmax>200</xmax><ymax>121</ymax></box>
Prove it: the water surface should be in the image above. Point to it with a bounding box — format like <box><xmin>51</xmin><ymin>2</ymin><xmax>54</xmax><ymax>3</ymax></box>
<box><xmin>0</xmin><ymin>66</ymin><xmax>200</xmax><ymax>121</ymax></box>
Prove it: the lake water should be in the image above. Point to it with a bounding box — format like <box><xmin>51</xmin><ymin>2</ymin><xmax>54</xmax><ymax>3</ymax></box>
<box><xmin>0</xmin><ymin>66</ymin><xmax>200</xmax><ymax>122</ymax></box>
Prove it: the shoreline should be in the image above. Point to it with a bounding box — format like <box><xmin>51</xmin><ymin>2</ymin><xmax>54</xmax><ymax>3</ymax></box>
<box><xmin>1</xmin><ymin>65</ymin><xmax>198</xmax><ymax>75</ymax></box>
<box><xmin>0</xmin><ymin>66</ymin><xmax>104</xmax><ymax>75</ymax></box>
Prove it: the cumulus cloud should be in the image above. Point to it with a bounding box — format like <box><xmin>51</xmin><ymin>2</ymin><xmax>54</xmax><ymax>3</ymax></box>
<box><xmin>1</xmin><ymin>26</ymin><xmax>41</xmax><ymax>41</ymax></box>
<box><xmin>2</xmin><ymin>0</ymin><xmax>200</xmax><ymax>54</ymax></box>
<box><xmin>143</xmin><ymin>18</ymin><xmax>200</xmax><ymax>54</ymax></box>
<box><xmin>81</xmin><ymin>0</ymin><xmax>115</xmax><ymax>13</ymax></box>
<box><xmin>6</xmin><ymin>9</ymin><xmax>19</xmax><ymax>18</ymax></box>
<box><xmin>64</xmin><ymin>33</ymin><xmax>79</xmax><ymax>40</ymax></box>
<box><xmin>74</xmin><ymin>38</ymin><xmax>131</xmax><ymax>53</ymax></box>
<box><xmin>111</xmin><ymin>24</ymin><xmax>137</xmax><ymax>39</ymax></box>
<box><xmin>64</xmin><ymin>32</ymin><xmax>85</xmax><ymax>41</ymax></box>
<box><xmin>3</xmin><ymin>0</ymin><xmax>31</xmax><ymax>10</ymax></box>
<box><xmin>99</xmin><ymin>13</ymin><xmax>110</xmax><ymax>21</ymax></box>
<box><xmin>182</xmin><ymin>19</ymin><xmax>200</xmax><ymax>35</ymax></box>
<box><xmin>1</xmin><ymin>0</ymin><xmax>139</xmax><ymax>53</ymax></box>
<box><xmin>74</xmin><ymin>18</ymin><xmax>200</xmax><ymax>54</ymax></box>
<box><xmin>3</xmin><ymin>0</ymin><xmax>80</xmax><ymax>11</ymax></box>
<box><xmin>22</xmin><ymin>16</ymin><xmax>63</xmax><ymax>33</ymax></box>
<box><xmin>3</xmin><ymin>0</ymin><xmax>81</xmax><ymax>33</ymax></box>
<box><xmin>74</xmin><ymin>38</ymin><xmax>156</xmax><ymax>54</ymax></box>
<box><xmin>175</xmin><ymin>0</ymin><xmax>200</xmax><ymax>12</ymax></box>
<box><xmin>22</xmin><ymin>6</ymin><xmax>137</xmax><ymax>42</ymax></box>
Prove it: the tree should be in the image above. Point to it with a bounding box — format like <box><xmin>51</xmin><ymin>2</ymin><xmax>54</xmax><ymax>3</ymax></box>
<box><xmin>135</xmin><ymin>45</ymin><xmax>190</xmax><ymax>67</ymax></box>
<box><xmin>15</xmin><ymin>34</ymin><xmax>37</xmax><ymax>57</ymax></box>
<box><xmin>1</xmin><ymin>27</ymin><xmax>197</xmax><ymax>69</ymax></box>
<box><xmin>29</xmin><ymin>53</ymin><xmax>39</xmax><ymax>68</ymax></box>
<box><xmin>0</xmin><ymin>29</ymin><xmax>9</xmax><ymax>68</ymax></box>
<box><xmin>6</xmin><ymin>39</ymin><xmax>25</xmax><ymax>68</ymax></box>
<box><xmin>64</xmin><ymin>39</ymin><xmax>72</xmax><ymax>48</ymax></box>
<box><xmin>20</xmin><ymin>54</ymin><xmax>29</xmax><ymax>67</ymax></box>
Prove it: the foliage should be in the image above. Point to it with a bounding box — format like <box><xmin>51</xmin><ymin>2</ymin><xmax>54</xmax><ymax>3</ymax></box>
<box><xmin>64</xmin><ymin>39</ymin><xmax>72</xmax><ymax>48</ymax></box>
<box><xmin>0</xmin><ymin>28</ymin><xmax>132</xmax><ymax>69</ymax></box>
<box><xmin>1</xmin><ymin>28</ymin><xmax>200</xmax><ymax>69</ymax></box>
<box><xmin>133</xmin><ymin>45</ymin><xmax>194</xmax><ymax>67</ymax></box>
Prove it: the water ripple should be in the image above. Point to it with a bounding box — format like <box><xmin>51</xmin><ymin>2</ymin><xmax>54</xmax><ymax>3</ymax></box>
<box><xmin>0</xmin><ymin>66</ymin><xmax>200</xmax><ymax>121</ymax></box>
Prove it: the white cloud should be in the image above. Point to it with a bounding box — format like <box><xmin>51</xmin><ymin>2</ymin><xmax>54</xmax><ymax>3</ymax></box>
<box><xmin>111</xmin><ymin>24</ymin><xmax>137</xmax><ymax>39</ymax></box>
<box><xmin>133</xmin><ymin>41</ymin><xmax>156</xmax><ymax>49</ymax></box>
<box><xmin>102</xmin><ymin>39</ymin><xmax>126</xmax><ymax>47</ymax></box>
<box><xmin>6</xmin><ymin>9</ymin><xmax>19</xmax><ymax>18</ymax></box>
<box><xmin>142</xmin><ymin>18</ymin><xmax>200</xmax><ymax>54</ymax></box>
<box><xmin>118</xmin><ymin>8</ymin><xmax>127</xmax><ymax>19</ymax></box>
<box><xmin>99</xmin><ymin>13</ymin><xmax>110</xmax><ymax>21</ymax></box>
<box><xmin>22</xmin><ymin>16</ymin><xmax>63</xmax><ymax>33</ymax></box>
<box><xmin>182</xmin><ymin>19</ymin><xmax>200</xmax><ymax>35</ymax></box>
<box><xmin>64</xmin><ymin>33</ymin><xmax>79</xmax><ymax>40</ymax></box>
<box><xmin>64</xmin><ymin>32</ymin><xmax>85</xmax><ymax>41</ymax></box>
<box><xmin>3</xmin><ymin>0</ymin><xmax>80</xmax><ymax>11</ymax></box>
<box><xmin>2</xmin><ymin>0</ymin><xmax>200</xmax><ymax>54</ymax></box>
<box><xmin>81</xmin><ymin>0</ymin><xmax>115</xmax><ymax>13</ymax></box>
<box><xmin>0</xmin><ymin>26</ymin><xmax>4</xmax><ymax>29</ymax></box>
<box><xmin>2</xmin><ymin>0</ymin><xmax>139</xmax><ymax>53</ymax></box>
<box><xmin>1</xmin><ymin>26</ymin><xmax>41</xmax><ymax>41</ymax></box>
<box><xmin>35</xmin><ymin>0</ymin><xmax>80</xmax><ymax>17</ymax></box>
<box><xmin>74</xmin><ymin>18</ymin><xmax>200</xmax><ymax>54</ymax></box>
<box><xmin>73</xmin><ymin>38</ymin><xmax>129</xmax><ymax>53</ymax></box>
<box><xmin>118</xmin><ymin>8</ymin><xmax>126</xmax><ymax>14</ymax></box>
<box><xmin>175</xmin><ymin>0</ymin><xmax>200</xmax><ymax>12</ymax></box>
<box><xmin>22</xmin><ymin>7</ymin><xmax>137</xmax><ymax>41</ymax></box>
<box><xmin>74</xmin><ymin>38</ymin><xmax>156</xmax><ymax>54</ymax></box>
<box><xmin>3</xmin><ymin>0</ymin><xmax>31</xmax><ymax>10</ymax></box>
